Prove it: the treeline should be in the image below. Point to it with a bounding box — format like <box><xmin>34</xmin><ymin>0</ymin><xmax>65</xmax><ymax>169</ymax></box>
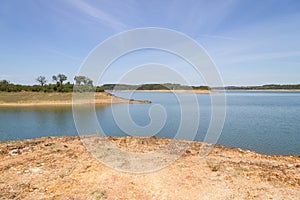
<box><xmin>3</xmin><ymin>79</ymin><xmax>299</xmax><ymax>92</ymax></box>
<box><xmin>0</xmin><ymin>74</ymin><xmax>104</xmax><ymax>92</ymax></box>
<box><xmin>225</xmin><ymin>84</ymin><xmax>300</xmax><ymax>90</ymax></box>
<box><xmin>102</xmin><ymin>83</ymin><xmax>210</xmax><ymax>91</ymax></box>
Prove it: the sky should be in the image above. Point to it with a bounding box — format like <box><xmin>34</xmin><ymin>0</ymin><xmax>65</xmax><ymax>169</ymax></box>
<box><xmin>0</xmin><ymin>0</ymin><xmax>299</xmax><ymax>86</ymax></box>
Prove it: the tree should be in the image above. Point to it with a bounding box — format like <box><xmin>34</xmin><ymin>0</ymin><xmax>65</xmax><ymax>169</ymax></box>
<box><xmin>0</xmin><ymin>80</ymin><xmax>9</xmax><ymax>85</ymax></box>
<box><xmin>36</xmin><ymin>76</ymin><xmax>47</xmax><ymax>86</ymax></box>
<box><xmin>74</xmin><ymin>76</ymin><xmax>92</xmax><ymax>85</ymax></box>
<box><xmin>52</xmin><ymin>75</ymin><xmax>58</xmax><ymax>83</ymax></box>
<box><xmin>0</xmin><ymin>80</ymin><xmax>10</xmax><ymax>91</ymax></box>
<box><xmin>57</xmin><ymin>74</ymin><xmax>67</xmax><ymax>85</ymax></box>
<box><xmin>83</xmin><ymin>78</ymin><xmax>93</xmax><ymax>85</ymax></box>
<box><xmin>74</xmin><ymin>76</ymin><xmax>94</xmax><ymax>92</ymax></box>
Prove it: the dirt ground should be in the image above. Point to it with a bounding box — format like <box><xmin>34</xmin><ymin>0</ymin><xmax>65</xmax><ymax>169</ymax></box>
<box><xmin>0</xmin><ymin>136</ymin><xmax>299</xmax><ymax>199</ymax></box>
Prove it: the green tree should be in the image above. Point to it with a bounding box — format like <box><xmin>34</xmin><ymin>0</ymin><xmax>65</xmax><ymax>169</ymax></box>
<box><xmin>0</xmin><ymin>80</ymin><xmax>9</xmax><ymax>91</ymax></box>
<box><xmin>57</xmin><ymin>74</ymin><xmax>67</xmax><ymax>85</ymax></box>
<box><xmin>74</xmin><ymin>76</ymin><xmax>94</xmax><ymax>92</ymax></box>
<box><xmin>36</xmin><ymin>76</ymin><xmax>47</xmax><ymax>86</ymax></box>
<box><xmin>74</xmin><ymin>76</ymin><xmax>84</xmax><ymax>85</ymax></box>
<box><xmin>52</xmin><ymin>75</ymin><xmax>58</xmax><ymax>83</ymax></box>
<box><xmin>74</xmin><ymin>76</ymin><xmax>92</xmax><ymax>85</ymax></box>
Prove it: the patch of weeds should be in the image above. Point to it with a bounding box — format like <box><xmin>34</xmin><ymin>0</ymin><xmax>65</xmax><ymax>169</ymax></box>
<box><xmin>212</xmin><ymin>165</ymin><xmax>220</xmax><ymax>172</ymax></box>
<box><xmin>44</xmin><ymin>142</ymin><xmax>56</xmax><ymax>149</ymax></box>
<box><xmin>235</xmin><ymin>166</ymin><xmax>248</xmax><ymax>172</ymax></box>
<box><xmin>90</xmin><ymin>189</ymin><xmax>107</xmax><ymax>200</ymax></box>
<box><xmin>4</xmin><ymin>165</ymin><xmax>10</xmax><ymax>170</ymax></box>
<box><xmin>178</xmin><ymin>164</ymin><xmax>186</xmax><ymax>168</ymax></box>
<box><xmin>50</xmin><ymin>143</ymin><xmax>56</xmax><ymax>149</ymax></box>
<box><xmin>36</xmin><ymin>161</ymin><xmax>43</xmax><ymax>166</ymax></box>
<box><xmin>206</xmin><ymin>160</ymin><xmax>221</xmax><ymax>172</ymax></box>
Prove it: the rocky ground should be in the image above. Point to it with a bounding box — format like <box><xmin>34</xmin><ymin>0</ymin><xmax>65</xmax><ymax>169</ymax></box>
<box><xmin>0</xmin><ymin>136</ymin><xmax>299</xmax><ymax>199</ymax></box>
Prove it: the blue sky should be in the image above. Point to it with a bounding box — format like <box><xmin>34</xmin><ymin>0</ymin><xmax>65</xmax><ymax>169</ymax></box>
<box><xmin>0</xmin><ymin>0</ymin><xmax>299</xmax><ymax>86</ymax></box>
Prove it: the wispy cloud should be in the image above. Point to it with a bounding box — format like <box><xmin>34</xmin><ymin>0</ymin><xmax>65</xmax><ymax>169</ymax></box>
<box><xmin>67</xmin><ymin>0</ymin><xmax>127</xmax><ymax>31</ymax></box>
<box><xmin>197</xmin><ymin>34</ymin><xmax>238</xmax><ymax>41</ymax></box>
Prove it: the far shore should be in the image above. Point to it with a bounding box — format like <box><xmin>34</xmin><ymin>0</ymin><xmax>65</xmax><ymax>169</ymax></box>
<box><xmin>107</xmin><ymin>89</ymin><xmax>211</xmax><ymax>94</ymax></box>
<box><xmin>0</xmin><ymin>92</ymin><xmax>150</xmax><ymax>107</ymax></box>
<box><xmin>108</xmin><ymin>89</ymin><xmax>300</xmax><ymax>94</ymax></box>
<box><xmin>226</xmin><ymin>89</ymin><xmax>300</xmax><ymax>92</ymax></box>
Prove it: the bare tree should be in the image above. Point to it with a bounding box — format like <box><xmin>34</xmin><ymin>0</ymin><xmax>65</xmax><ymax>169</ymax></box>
<box><xmin>36</xmin><ymin>76</ymin><xmax>47</xmax><ymax>86</ymax></box>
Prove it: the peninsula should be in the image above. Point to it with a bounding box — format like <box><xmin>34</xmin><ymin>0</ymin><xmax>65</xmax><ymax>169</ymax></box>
<box><xmin>0</xmin><ymin>92</ymin><xmax>150</xmax><ymax>106</ymax></box>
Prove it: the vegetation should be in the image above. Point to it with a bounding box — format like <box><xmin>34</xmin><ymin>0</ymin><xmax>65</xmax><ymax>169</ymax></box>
<box><xmin>36</xmin><ymin>76</ymin><xmax>47</xmax><ymax>86</ymax></box>
<box><xmin>90</xmin><ymin>189</ymin><xmax>107</xmax><ymax>199</ymax></box>
<box><xmin>224</xmin><ymin>84</ymin><xmax>300</xmax><ymax>90</ymax></box>
<box><xmin>1</xmin><ymin>76</ymin><xmax>299</xmax><ymax>93</ymax></box>
<box><xmin>0</xmin><ymin>74</ymin><xmax>104</xmax><ymax>93</ymax></box>
<box><xmin>102</xmin><ymin>83</ymin><xmax>210</xmax><ymax>91</ymax></box>
<box><xmin>73</xmin><ymin>76</ymin><xmax>104</xmax><ymax>92</ymax></box>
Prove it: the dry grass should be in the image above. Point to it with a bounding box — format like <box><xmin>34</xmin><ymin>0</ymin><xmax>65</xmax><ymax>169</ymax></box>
<box><xmin>0</xmin><ymin>92</ymin><xmax>148</xmax><ymax>106</ymax></box>
<box><xmin>0</xmin><ymin>92</ymin><xmax>72</xmax><ymax>103</ymax></box>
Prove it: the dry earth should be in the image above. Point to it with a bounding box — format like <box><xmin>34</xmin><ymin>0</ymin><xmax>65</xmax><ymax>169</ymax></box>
<box><xmin>0</xmin><ymin>136</ymin><xmax>299</xmax><ymax>199</ymax></box>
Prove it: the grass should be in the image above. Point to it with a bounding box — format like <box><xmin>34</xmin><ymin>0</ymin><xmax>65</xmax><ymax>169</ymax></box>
<box><xmin>206</xmin><ymin>160</ymin><xmax>221</xmax><ymax>172</ymax></box>
<box><xmin>90</xmin><ymin>189</ymin><xmax>107</xmax><ymax>200</ymax></box>
<box><xmin>0</xmin><ymin>92</ymin><xmax>72</xmax><ymax>103</ymax></box>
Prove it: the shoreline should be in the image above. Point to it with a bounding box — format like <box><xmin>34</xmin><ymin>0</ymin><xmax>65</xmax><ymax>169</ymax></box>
<box><xmin>1</xmin><ymin>135</ymin><xmax>299</xmax><ymax>157</ymax></box>
<box><xmin>1</xmin><ymin>135</ymin><xmax>299</xmax><ymax>199</ymax></box>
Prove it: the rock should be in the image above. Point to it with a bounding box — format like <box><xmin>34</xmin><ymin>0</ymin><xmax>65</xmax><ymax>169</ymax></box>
<box><xmin>8</xmin><ymin>149</ymin><xmax>21</xmax><ymax>156</ymax></box>
<box><xmin>29</xmin><ymin>167</ymin><xmax>41</xmax><ymax>173</ymax></box>
<box><xmin>287</xmin><ymin>164</ymin><xmax>294</xmax><ymax>168</ymax></box>
<box><xmin>185</xmin><ymin>149</ymin><xmax>191</xmax><ymax>154</ymax></box>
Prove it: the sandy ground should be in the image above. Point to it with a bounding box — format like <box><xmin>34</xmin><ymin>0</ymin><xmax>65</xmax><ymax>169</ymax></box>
<box><xmin>0</xmin><ymin>136</ymin><xmax>299</xmax><ymax>199</ymax></box>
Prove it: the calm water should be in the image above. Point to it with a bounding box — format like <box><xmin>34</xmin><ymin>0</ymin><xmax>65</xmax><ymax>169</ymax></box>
<box><xmin>0</xmin><ymin>91</ymin><xmax>299</xmax><ymax>156</ymax></box>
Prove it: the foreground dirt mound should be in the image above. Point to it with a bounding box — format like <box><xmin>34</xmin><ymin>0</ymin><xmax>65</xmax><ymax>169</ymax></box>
<box><xmin>0</xmin><ymin>136</ymin><xmax>299</xmax><ymax>199</ymax></box>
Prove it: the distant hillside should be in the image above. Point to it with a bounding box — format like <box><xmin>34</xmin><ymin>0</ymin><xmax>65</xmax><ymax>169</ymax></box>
<box><xmin>102</xmin><ymin>83</ymin><xmax>210</xmax><ymax>91</ymax></box>
<box><xmin>224</xmin><ymin>84</ymin><xmax>300</xmax><ymax>90</ymax></box>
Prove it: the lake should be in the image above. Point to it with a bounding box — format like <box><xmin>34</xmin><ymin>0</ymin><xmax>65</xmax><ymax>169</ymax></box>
<box><xmin>0</xmin><ymin>91</ymin><xmax>299</xmax><ymax>156</ymax></box>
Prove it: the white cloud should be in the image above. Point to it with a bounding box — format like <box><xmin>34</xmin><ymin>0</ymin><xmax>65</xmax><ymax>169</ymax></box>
<box><xmin>197</xmin><ymin>34</ymin><xmax>238</xmax><ymax>41</ymax></box>
<box><xmin>67</xmin><ymin>0</ymin><xmax>127</xmax><ymax>31</ymax></box>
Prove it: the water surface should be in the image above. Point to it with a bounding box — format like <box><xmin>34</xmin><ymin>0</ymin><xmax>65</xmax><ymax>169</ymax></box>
<box><xmin>0</xmin><ymin>91</ymin><xmax>299</xmax><ymax>156</ymax></box>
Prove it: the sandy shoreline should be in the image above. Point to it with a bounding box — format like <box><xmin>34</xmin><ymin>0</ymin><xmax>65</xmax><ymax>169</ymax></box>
<box><xmin>0</xmin><ymin>135</ymin><xmax>299</xmax><ymax>199</ymax></box>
